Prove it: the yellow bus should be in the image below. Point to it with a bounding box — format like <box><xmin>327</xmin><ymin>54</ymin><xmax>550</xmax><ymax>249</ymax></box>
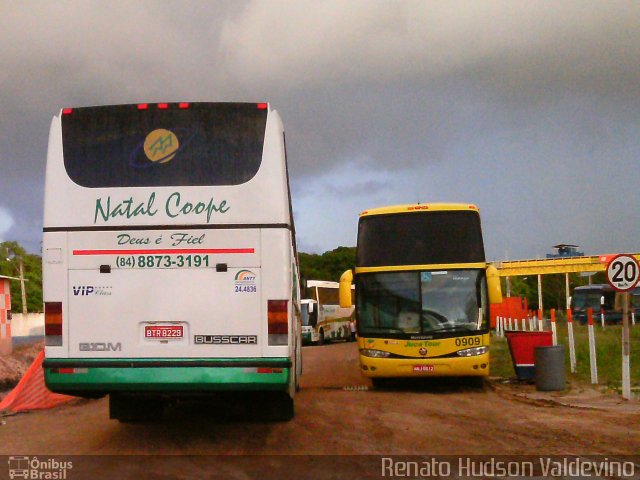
<box><xmin>339</xmin><ymin>204</ymin><xmax>502</xmax><ymax>387</ymax></box>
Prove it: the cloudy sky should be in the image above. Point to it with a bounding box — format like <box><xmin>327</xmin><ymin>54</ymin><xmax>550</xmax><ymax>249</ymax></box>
<box><xmin>1</xmin><ymin>1</ymin><xmax>639</xmax><ymax>260</ymax></box>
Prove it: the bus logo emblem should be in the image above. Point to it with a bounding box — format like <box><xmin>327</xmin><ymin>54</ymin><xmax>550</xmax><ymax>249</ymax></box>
<box><xmin>419</xmin><ymin>347</ymin><xmax>427</xmax><ymax>356</ymax></box>
<box><xmin>143</xmin><ymin>129</ymin><xmax>179</xmax><ymax>164</ymax></box>
<box><xmin>235</xmin><ymin>270</ymin><xmax>256</xmax><ymax>284</ymax></box>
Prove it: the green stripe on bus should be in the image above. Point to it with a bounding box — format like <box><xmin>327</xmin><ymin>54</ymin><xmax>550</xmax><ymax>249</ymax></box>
<box><xmin>45</xmin><ymin>362</ymin><xmax>290</xmax><ymax>393</ymax></box>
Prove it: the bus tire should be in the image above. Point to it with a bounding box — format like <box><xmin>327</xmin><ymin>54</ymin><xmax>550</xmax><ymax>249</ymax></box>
<box><xmin>371</xmin><ymin>378</ymin><xmax>389</xmax><ymax>389</ymax></box>
<box><xmin>468</xmin><ymin>377</ymin><xmax>486</xmax><ymax>390</ymax></box>
<box><xmin>262</xmin><ymin>393</ymin><xmax>294</xmax><ymax>421</ymax></box>
<box><xmin>109</xmin><ymin>393</ymin><xmax>163</xmax><ymax>423</ymax></box>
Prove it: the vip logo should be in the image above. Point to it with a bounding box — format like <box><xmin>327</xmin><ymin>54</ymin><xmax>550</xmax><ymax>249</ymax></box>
<box><xmin>72</xmin><ymin>286</ymin><xmax>112</xmax><ymax>296</ymax></box>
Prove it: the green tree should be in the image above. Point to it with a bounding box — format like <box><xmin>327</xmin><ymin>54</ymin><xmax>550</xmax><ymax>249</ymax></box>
<box><xmin>0</xmin><ymin>241</ymin><xmax>43</xmax><ymax>313</ymax></box>
<box><xmin>299</xmin><ymin>246</ymin><xmax>356</xmax><ymax>293</ymax></box>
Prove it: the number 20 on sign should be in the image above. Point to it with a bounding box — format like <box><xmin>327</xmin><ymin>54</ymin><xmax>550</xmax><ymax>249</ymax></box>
<box><xmin>606</xmin><ymin>254</ymin><xmax>640</xmax><ymax>292</ymax></box>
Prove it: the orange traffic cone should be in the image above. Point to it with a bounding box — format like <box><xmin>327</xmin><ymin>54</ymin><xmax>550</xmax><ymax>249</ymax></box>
<box><xmin>0</xmin><ymin>350</ymin><xmax>74</xmax><ymax>413</ymax></box>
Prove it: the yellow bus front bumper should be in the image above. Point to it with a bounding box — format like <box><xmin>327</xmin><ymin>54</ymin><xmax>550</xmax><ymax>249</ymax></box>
<box><xmin>358</xmin><ymin>352</ymin><xmax>490</xmax><ymax>378</ymax></box>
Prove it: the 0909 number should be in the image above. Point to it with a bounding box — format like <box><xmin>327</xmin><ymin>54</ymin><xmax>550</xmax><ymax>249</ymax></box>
<box><xmin>455</xmin><ymin>337</ymin><xmax>481</xmax><ymax>347</ymax></box>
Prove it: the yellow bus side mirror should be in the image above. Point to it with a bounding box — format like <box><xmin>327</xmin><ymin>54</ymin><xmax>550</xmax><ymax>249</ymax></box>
<box><xmin>339</xmin><ymin>269</ymin><xmax>354</xmax><ymax>308</ymax></box>
<box><xmin>486</xmin><ymin>265</ymin><xmax>503</xmax><ymax>305</ymax></box>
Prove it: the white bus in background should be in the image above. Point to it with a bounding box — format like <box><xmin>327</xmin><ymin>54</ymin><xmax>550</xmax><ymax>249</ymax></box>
<box><xmin>301</xmin><ymin>280</ymin><xmax>355</xmax><ymax>345</ymax></box>
<box><xmin>42</xmin><ymin>102</ymin><xmax>301</xmax><ymax>421</ymax></box>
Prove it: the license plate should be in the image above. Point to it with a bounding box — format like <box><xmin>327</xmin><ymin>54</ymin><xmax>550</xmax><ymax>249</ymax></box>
<box><xmin>145</xmin><ymin>325</ymin><xmax>184</xmax><ymax>339</ymax></box>
<box><xmin>413</xmin><ymin>365</ymin><xmax>435</xmax><ymax>373</ymax></box>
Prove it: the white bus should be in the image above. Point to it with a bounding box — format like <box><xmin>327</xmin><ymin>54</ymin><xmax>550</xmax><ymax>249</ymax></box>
<box><xmin>42</xmin><ymin>102</ymin><xmax>301</xmax><ymax>421</ymax></box>
<box><xmin>301</xmin><ymin>280</ymin><xmax>355</xmax><ymax>345</ymax></box>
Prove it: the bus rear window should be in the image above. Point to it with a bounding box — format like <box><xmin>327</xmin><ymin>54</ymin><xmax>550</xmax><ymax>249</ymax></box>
<box><xmin>61</xmin><ymin>103</ymin><xmax>267</xmax><ymax>188</ymax></box>
<box><xmin>357</xmin><ymin>211</ymin><xmax>485</xmax><ymax>267</ymax></box>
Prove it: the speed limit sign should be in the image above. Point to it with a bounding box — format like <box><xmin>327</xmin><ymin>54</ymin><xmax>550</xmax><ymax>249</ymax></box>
<box><xmin>606</xmin><ymin>254</ymin><xmax>640</xmax><ymax>292</ymax></box>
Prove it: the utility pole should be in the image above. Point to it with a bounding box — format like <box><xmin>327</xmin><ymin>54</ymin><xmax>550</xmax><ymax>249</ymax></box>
<box><xmin>3</xmin><ymin>246</ymin><xmax>28</xmax><ymax>314</ymax></box>
<box><xmin>19</xmin><ymin>259</ymin><xmax>27</xmax><ymax>315</ymax></box>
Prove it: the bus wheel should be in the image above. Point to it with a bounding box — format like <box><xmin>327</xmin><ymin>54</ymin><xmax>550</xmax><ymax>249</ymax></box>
<box><xmin>371</xmin><ymin>378</ymin><xmax>389</xmax><ymax>389</ymax></box>
<box><xmin>468</xmin><ymin>377</ymin><xmax>486</xmax><ymax>390</ymax></box>
<box><xmin>109</xmin><ymin>393</ymin><xmax>163</xmax><ymax>423</ymax></box>
<box><xmin>318</xmin><ymin>329</ymin><xmax>325</xmax><ymax>346</ymax></box>
<box><xmin>261</xmin><ymin>393</ymin><xmax>294</xmax><ymax>421</ymax></box>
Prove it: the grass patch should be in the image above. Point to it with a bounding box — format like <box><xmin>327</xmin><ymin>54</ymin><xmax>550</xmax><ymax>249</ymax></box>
<box><xmin>490</xmin><ymin>323</ymin><xmax>640</xmax><ymax>390</ymax></box>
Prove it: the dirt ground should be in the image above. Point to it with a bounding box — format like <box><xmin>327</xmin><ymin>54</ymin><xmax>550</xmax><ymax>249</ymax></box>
<box><xmin>0</xmin><ymin>341</ymin><xmax>43</xmax><ymax>392</ymax></box>
<box><xmin>0</xmin><ymin>342</ymin><xmax>638</xmax><ymax>478</ymax></box>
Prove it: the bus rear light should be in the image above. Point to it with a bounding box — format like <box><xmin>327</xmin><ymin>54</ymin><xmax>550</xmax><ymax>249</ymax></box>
<box><xmin>157</xmin><ymin>103</ymin><xmax>169</xmax><ymax>109</ymax></box>
<box><xmin>178</xmin><ymin>102</ymin><xmax>190</xmax><ymax>109</ymax></box>
<box><xmin>268</xmin><ymin>300</ymin><xmax>288</xmax><ymax>345</ymax></box>
<box><xmin>257</xmin><ymin>103</ymin><xmax>268</xmax><ymax>110</ymax></box>
<box><xmin>62</xmin><ymin>108</ymin><xmax>73</xmax><ymax>115</ymax></box>
<box><xmin>45</xmin><ymin>302</ymin><xmax>63</xmax><ymax>346</ymax></box>
<box><xmin>137</xmin><ymin>103</ymin><xmax>149</xmax><ymax>110</ymax></box>
<box><xmin>257</xmin><ymin>367</ymin><xmax>283</xmax><ymax>374</ymax></box>
<box><xmin>51</xmin><ymin>367</ymin><xmax>88</xmax><ymax>374</ymax></box>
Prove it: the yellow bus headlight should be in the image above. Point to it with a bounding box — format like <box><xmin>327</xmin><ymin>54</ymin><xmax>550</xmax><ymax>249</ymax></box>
<box><xmin>457</xmin><ymin>346</ymin><xmax>488</xmax><ymax>357</ymax></box>
<box><xmin>360</xmin><ymin>349</ymin><xmax>391</xmax><ymax>358</ymax></box>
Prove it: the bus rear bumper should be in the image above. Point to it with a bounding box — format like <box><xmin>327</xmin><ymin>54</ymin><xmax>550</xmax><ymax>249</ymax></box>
<box><xmin>43</xmin><ymin>358</ymin><xmax>291</xmax><ymax>396</ymax></box>
<box><xmin>358</xmin><ymin>353</ymin><xmax>490</xmax><ymax>378</ymax></box>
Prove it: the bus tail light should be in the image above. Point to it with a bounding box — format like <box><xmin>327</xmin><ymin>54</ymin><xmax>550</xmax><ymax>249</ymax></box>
<box><xmin>45</xmin><ymin>302</ymin><xmax>63</xmax><ymax>347</ymax></box>
<box><xmin>257</xmin><ymin>103</ymin><xmax>268</xmax><ymax>110</ymax></box>
<box><xmin>178</xmin><ymin>102</ymin><xmax>190</xmax><ymax>109</ymax></box>
<box><xmin>268</xmin><ymin>300</ymin><xmax>288</xmax><ymax>345</ymax></box>
<box><xmin>137</xmin><ymin>103</ymin><xmax>149</xmax><ymax>110</ymax></box>
<box><xmin>62</xmin><ymin>108</ymin><xmax>73</xmax><ymax>115</ymax></box>
<box><xmin>157</xmin><ymin>103</ymin><xmax>169</xmax><ymax>109</ymax></box>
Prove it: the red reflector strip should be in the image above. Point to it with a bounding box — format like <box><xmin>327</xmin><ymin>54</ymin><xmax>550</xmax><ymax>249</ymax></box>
<box><xmin>73</xmin><ymin>248</ymin><xmax>254</xmax><ymax>255</ymax></box>
<box><xmin>158</xmin><ymin>103</ymin><xmax>169</xmax><ymax>109</ymax></box>
<box><xmin>257</xmin><ymin>103</ymin><xmax>268</xmax><ymax>110</ymax></box>
<box><xmin>257</xmin><ymin>368</ymin><xmax>283</xmax><ymax>374</ymax></box>
<box><xmin>137</xmin><ymin>103</ymin><xmax>149</xmax><ymax>110</ymax></box>
<box><xmin>52</xmin><ymin>368</ymin><xmax>88</xmax><ymax>374</ymax></box>
<box><xmin>408</xmin><ymin>205</ymin><xmax>429</xmax><ymax>211</ymax></box>
<box><xmin>178</xmin><ymin>102</ymin><xmax>190</xmax><ymax>109</ymax></box>
<box><xmin>62</xmin><ymin>108</ymin><xmax>73</xmax><ymax>115</ymax></box>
